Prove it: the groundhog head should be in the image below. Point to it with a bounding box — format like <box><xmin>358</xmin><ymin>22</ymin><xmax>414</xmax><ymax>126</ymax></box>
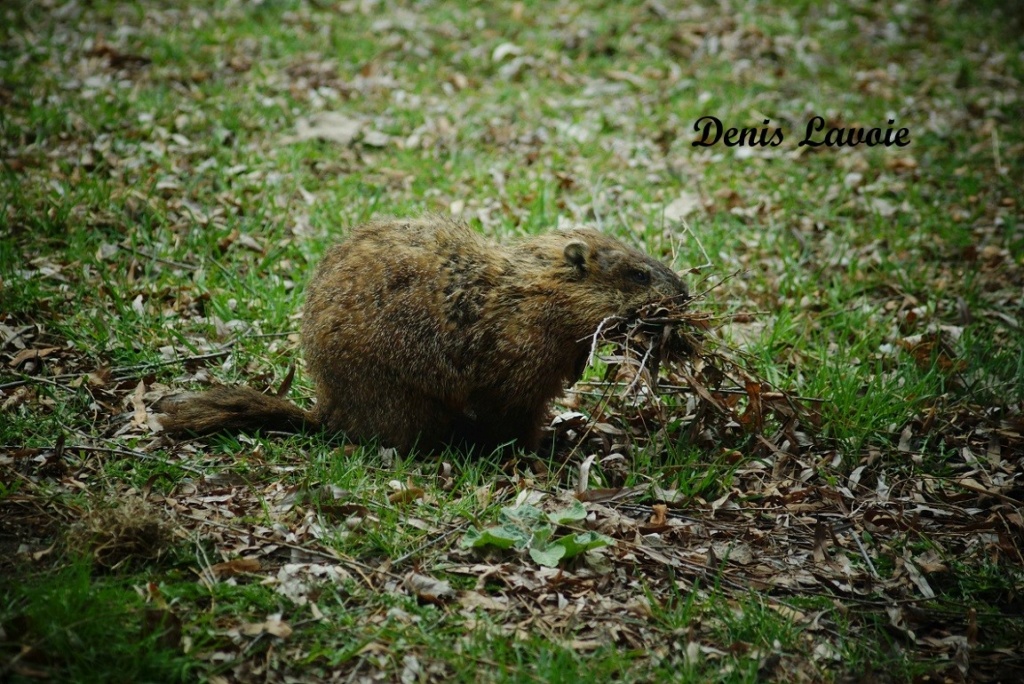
<box><xmin>558</xmin><ymin>228</ymin><xmax>689</xmax><ymax>323</ymax></box>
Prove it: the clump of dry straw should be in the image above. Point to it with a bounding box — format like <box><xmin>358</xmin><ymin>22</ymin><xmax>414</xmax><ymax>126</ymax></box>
<box><xmin>67</xmin><ymin>495</ymin><xmax>175</xmax><ymax>569</ymax></box>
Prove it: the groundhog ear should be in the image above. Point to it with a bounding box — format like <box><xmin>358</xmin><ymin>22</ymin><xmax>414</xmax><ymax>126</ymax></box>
<box><xmin>563</xmin><ymin>240</ymin><xmax>588</xmax><ymax>271</ymax></box>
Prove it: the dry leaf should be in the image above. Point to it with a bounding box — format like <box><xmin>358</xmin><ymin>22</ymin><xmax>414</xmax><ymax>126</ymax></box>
<box><xmin>9</xmin><ymin>346</ymin><xmax>60</xmax><ymax>368</ymax></box>
<box><xmin>288</xmin><ymin>112</ymin><xmax>363</xmax><ymax>146</ymax></box>
<box><xmin>240</xmin><ymin>614</ymin><xmax>292</xmax><ymax>638</ymax></box>
<box><xmin>663</xmin><ymin>193</ymin><xmax>702</xmax><ymax>222</ymax></box>
<box><xmin>210</xmin><ymin>558</ymin><xmax>261</xmax><ymax>578</ymax></box>
<box><xmin>131</xmin><ymin>380</ymin><xmax>148</xmax><ymax>428</ymax></box>
<box><xmin>389</xmin><ymin>485</ymin><xmax>425</xmax><ymax>505</ymax></box>
<box><xmin>405</xmin><ymin>572</ymin><xmax>455</xmax><ymax>604</ymax></box>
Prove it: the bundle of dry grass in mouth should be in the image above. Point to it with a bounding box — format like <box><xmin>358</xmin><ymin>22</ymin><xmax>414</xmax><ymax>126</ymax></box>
<box><xmin>578</xmin><ymin>290</ymin><xmax>821</xmax><ymax>458</ymax></box>
<box><xmin>601</xmin><ymin>298</ymin><xmax>715</xmax><ymax>383</ymax></box>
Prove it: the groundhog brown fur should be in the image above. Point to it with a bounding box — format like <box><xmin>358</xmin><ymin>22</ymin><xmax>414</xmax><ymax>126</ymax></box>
<box><xmin>159</xmin><ymin>215</ymin><xmax>688</xmax><ymax>454</ymax></box>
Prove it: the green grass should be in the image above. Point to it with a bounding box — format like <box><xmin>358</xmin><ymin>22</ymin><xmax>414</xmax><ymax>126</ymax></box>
<box><xmin>0</xmin><ymin>561</ymin><xmax>196</xmax><ymax>683</ymax></box>
<box><xmin>2</xmin><ymin>0</ymin><xmax>1023</xmax><ymax>681</ymax></box>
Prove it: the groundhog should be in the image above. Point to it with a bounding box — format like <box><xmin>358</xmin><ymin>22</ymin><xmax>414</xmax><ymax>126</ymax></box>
<box><xmin>158</xmin><ymin>215</ymin><xmax>688</xmax><ymax>454</ymax></box>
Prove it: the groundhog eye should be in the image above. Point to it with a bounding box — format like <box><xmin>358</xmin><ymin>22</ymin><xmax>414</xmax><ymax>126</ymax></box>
<box><xmin>630</xmin><ymin>269</ymin><xmax>651</xmax><ymax>284</ymax></box>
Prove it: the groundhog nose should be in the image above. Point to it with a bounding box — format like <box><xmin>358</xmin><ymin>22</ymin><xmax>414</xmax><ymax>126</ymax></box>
<box><xmin>658</xmin><ymin>265</ymin><xmax>688</xmax><ymax>298</ymax></box>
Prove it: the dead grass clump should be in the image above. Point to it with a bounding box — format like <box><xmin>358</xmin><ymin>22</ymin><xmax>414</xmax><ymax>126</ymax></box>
<box><xmin>585</xmin><ymin>294</ymin><xmax>821</xmax><ymax>455</ymax></box>
<box><xmin>66</xmin><ymin>495</ymin><xmax>175</xmax><ymax>569</ymax></box>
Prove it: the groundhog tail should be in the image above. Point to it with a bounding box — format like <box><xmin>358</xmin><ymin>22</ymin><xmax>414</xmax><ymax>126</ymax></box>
<box><xmin>156</xmin><ymin>385</ymin><xmax>317</xmax><ymax>436</ymax></box>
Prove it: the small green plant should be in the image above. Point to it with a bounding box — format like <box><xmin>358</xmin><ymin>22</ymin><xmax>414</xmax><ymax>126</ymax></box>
<box><xmin>462</xmin><ymin>499</ymin><xmax>613</xmax><ymax>567</ymax></box>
